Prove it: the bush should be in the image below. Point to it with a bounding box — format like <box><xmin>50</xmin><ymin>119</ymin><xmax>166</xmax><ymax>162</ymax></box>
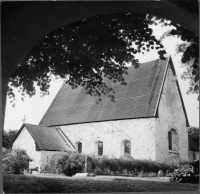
<box><xmin>44</xmin><ymin>152</ymin><xmax>86</xmax><ymax>176</ymax></box>
<box><xmin>91</xmin><ymin>156</ymin><xmax>174</xmax><ymax>176</ymax></box>
<box><xmin>43</xmin><ymin>152</ymin><xmax>176</xmax><ymax>177</ymax></box>
<box><xmin>2</xmin><ymin>148</ymin><xmax>32</xmax><ymax>174</ymax></box>
<box><xmin>170</xmin><ymin>163</ymin><xmax>199</xmax><ymax>183</ymax></box>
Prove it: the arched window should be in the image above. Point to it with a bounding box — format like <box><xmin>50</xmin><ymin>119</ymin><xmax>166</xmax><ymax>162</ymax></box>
<box><xmin>78</xmin><ymin>142</ymin><xmax>82</xmax><ymax>153</ymax></box>
<box><xmin>124</xmin><ymin>141</ymin><xmax>131</xmax><ymax>155</ymax></box>
<box><xmin>168</xmin><ymin>131</ymin><xmax>172</xmax><ymax>150</ymax></box>
<box><xmin>121</xmin><ymin>139</ymin><xmax>131</xmax><ymax>156</ymax></box>
<box><xmin>168</xmin><ymin>129</ymin><xmax>179</xmax><ymax>151</ymax></box>
<box><xmin>75</xmin><ymin>142</ymin><xmax>82</xmax><ymax>153</ymax></box>
<box><xmin>98</xmin><ymin>141</ymin><xmax>103</xmax><ymax>156</ymax></box>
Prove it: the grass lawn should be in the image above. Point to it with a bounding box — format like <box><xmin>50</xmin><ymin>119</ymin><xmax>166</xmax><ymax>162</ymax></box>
<box><xmin>3</xmin><ymin>174</ymin><xmax>199</xmax><ymax>193</ymax></box>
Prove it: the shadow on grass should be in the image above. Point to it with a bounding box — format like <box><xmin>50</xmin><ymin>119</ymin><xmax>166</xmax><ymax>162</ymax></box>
<box><xmin>3</xmin><ymin>174</ymin><xmax>199</xmax><ymax>193</ymax></box>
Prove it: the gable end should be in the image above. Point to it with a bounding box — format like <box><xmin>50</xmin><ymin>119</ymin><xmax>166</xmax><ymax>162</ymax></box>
<box><xmin>155</xmin><ymin>56</ymin><xmax>189</xmax><ymax>127</ymax></box>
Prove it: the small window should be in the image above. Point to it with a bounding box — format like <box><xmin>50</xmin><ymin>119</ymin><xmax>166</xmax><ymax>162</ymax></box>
<box><xmin>124</xmin><ymin>141</ymin><xmax>131</xmax><ymax>155</ymax></box>
<box><xmin>78</xmin><ymin>142</ymin><xmax>82</xmax><ymax>153</ymax></box>
<box><xmin>98</xmin><ymin>141</ymin><xmax>103</xmax><ymax>156</ymax></box>
<box><xmin>168</xmin><ymin>131</ymin><xmax>172</xmax><ymax>150</ymax></box>
<box><xmin>168</xmin><ymin>129</ymin><xmax>179</xmax><ymax>152</ymax></box>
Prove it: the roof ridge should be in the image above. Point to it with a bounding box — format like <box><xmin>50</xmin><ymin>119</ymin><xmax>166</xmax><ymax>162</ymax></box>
<box><xmin>55</xmin><ymin>127</ymin><xmax>72</xmax><ymax>151</ymax></box>
<box><xmin>139</xmin><ymin>56</ymin><xmax>170</xmax><ymax>65</ymax></box>
<box><xmin>24</xmin><ymin>123</ymin><xmax>51</xmax><ymax>127</ymax></box>
<box><xmin>56</xmin><ymin>127</ymin><xmax>76</xmax><ymax>150</ymax></box>
<box><xmin>24</xmin><ymin>124</ymin><xmax>43</xmax><ymax>150</ymax></box>
<box><xmin>146</xmin><ymin>59</ymin><xmax>162</xmax><ymax>117</ymax></box>
<box><xmin>126</xmin><ymin>59</ymin><xmax>158</xmax><ymax>70</ymax></box>
<box><xmin>39</xmin><ymin>81</ymin><xmax>66</xmax><ymax>125</ymax></box>
<box><xmin>153</xmin><ymin>56</ymin><xmax>170</xmax><ymax>116</ymax></box>
<box><xmin>140</xmin><ymin>59</ymin><xmax>158</xmax><ymax>65</ymax></box>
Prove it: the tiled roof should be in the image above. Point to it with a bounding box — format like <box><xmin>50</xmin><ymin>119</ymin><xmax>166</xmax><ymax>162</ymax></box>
<box><xmin>188</xmin><ymin>135</ymin><xmax>199</xmax><ymax>151</ymax></box>
<box><xmin>24</xmin><ymin>123</ymin><xmax>75</xmax><ymax>151</ymax></box>
<box><xmin>40</xmin><ymin>58</ymin><xmax>170</xmax><ymax>126</ymax></box>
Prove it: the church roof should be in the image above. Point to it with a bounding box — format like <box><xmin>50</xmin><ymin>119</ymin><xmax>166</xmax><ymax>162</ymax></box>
<box><xmin>40</xmin><ymin>56</ymin><xmax>189</xmax><ymax>126</ymax></box>
<box><xmin>13</xmin><ymin>123</ymin><xmax>75</xmax><ymax>151</ymax></box>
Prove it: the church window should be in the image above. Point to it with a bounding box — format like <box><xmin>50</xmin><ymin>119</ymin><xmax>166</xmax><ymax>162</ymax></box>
<box><xmin>98</xmin><ymin>141</ymin><xmax>103</xmax><ymax>156</ymax></box>
<box><xmin>168</xmin><ymin>131</ymin><xmax>172</xmax><ymax>150</ymax></box>
<box><xmin>95</xmin><ymin>140</ymin><xmax>103</xmax><ymax>156</ymax></box>
<box><xmin>121</xmin><ymin>139</ymin><xmax>131</xmax><ymax>156</ymax></box>
<box><xmin>75</xmin><ymin>141</ymin><xmax>82</xmax><ymax>153</ymax></box>
<box><xmin>124</xmin><ymin>141</ymin><xmax>131</xmax><ymax>155</ymax></box>
<box><xmin>78</xmin><ymin>142</ymin><xmax>82</xmax><ymax>153</ymax></box>
<box><xmin>168</xmin><ymin>129</ymin><xmax>179</xmax><ymax>152</ymax></box>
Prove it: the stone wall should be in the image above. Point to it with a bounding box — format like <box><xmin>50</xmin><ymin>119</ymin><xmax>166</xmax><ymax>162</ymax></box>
<box><xmin>12</xmin><ymin>127</ymin><xmax>41</xmax><ymax>169</ymax></box>
<box><xmin>155</xmin><ymin>62</ymin><xmax>189</xmax><ymax>163</ymax></box>
<box><xmin>60</xmin><ymin>118</ymin><xmax>156</xmax><ymax>160</ymax></box>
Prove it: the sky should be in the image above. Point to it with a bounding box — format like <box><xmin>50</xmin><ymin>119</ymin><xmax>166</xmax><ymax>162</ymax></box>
<box><xmin>4</xmin><ymin>24</ymin><xmax>199</xmax><ymax>131</ymax></box>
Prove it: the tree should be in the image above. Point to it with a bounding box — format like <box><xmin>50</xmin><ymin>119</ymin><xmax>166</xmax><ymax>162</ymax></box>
<box><xmin>3</xmin><ymin>130</ymin><xmax>18</xmax><ymax>149</ymax></box>
<box><xmin>160</xmin><ymin>24</ymin><xmax>199</xmax><ymax>100</ymax></box>
<box><xmin>188</xmin><ymin>127</ymin><xmax>199</xmax><ymax>142</ymax></box>
<box><xmin>8</xmin><ymin>12</ymin><xmax>166</xmax><ymax>104</ymax></box>
<box><xmin>8</xmin><ymin>3</ymin><xmax>198</xmax><ymax>103</ymax></box>
<box><xmin>2</xmin><ymin>148</ymin><xmax>32</xmax><ymax>174</ymax></box>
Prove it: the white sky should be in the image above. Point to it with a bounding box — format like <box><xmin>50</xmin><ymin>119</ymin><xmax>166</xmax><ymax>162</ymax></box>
<box><xmin>4</xmin><ymin>24</ymin><xmax>199</xmax><ymax>131</ymax></box>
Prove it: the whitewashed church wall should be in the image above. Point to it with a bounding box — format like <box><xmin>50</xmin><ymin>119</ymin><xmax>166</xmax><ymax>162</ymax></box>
<box><xmin>60</xmin><ymin>118</ymin><xmax>156</xmax><ymax>160</ymax></box>
<box><xmin>12</xmin><ymin>127</ymin><xmax>41</xmax><ymax>169</ymax></box>
<box><xmin>155</xmin><ymin>64</ymin><xmax>189</xmax><ymax>163</ymax></box>
<box><xmin>40</xmin><ymin>150</ymin><xmax>59</xmax><ymax>169</ymax></box>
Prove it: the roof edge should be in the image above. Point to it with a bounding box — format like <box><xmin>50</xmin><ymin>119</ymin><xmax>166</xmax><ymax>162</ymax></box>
<box><xmin>9</xmin><ymin>123</ymin><xmax>25</xmax><ymax>149</ymax></box>
<box><xmin>169</xmin><ymin>57</ymin><xmax>190</xmax><ymax>127</ymax></box>
<box><xmin>10</xmin><ymin>123</ymin><xmax>42</xmax><ymax>150</ymax></box>
<box><xmin>46</xmin><ymin>116</ymin><xmax>157</xmax><ymax>127</ymax></box>
<box><xmin>24</xmin><ymin>123</ymin><xmax>43</xmax><ymax>150</ymax></box>
<box><xmin>56</xmin><ymin>127</ymin><xmax>76</xmax><ymax>150</ymax></box>
<box><xmin>154</xmin><ymin>56</ymin><xmax>170</xmax><ymax>116</ymax></box>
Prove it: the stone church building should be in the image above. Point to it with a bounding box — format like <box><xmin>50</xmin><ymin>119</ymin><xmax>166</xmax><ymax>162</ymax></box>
<box><xmin>12</xmin><ymin>56</ymin><xmax>193</xmax><ymax>171</ymax></box>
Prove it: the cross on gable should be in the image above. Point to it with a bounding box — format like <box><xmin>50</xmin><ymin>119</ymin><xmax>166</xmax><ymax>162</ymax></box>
<box><xmin>22</xmin><ymin>115</ymin><xmax>27</xmax><ymax>123</ymax></box>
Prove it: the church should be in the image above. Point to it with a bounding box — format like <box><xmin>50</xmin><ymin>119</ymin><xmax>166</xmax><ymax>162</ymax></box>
<box><xmin>12</xmin><ymin>56</ymin><xmax>192</xmax><ymax>172</ymax></box>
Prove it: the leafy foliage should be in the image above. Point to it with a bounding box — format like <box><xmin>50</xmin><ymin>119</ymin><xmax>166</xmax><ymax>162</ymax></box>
<box><xmin>2</xmin><ymin>148</ymin><xmax>32</xmax><ymax>174</ymax></box>
<box><xmin>42</xmin><ymin>152</ymin><xmax>86</xmax><ymax>176</ymax></box>
<box><xmin>92</xmin><ymin>156</ymin><xmax>174</xmax><ymax>175</ymax></box>
<box><xmin>3</xmin><ymin>129</ymin><xmax>18</xmax><ymax>149</ymax></box>
<box><xmin>170</xmin><ymin>163</ymin><xmax>199</xmax><ymax>183</ymax></box>
<box><xmin>8</xmin><ymin>13</ymin><xmax>167</xmax><ymax>104</ymax></box>
<box><xmin>159</xmin><ymin>20</ymin><xmax>199</xmax><ymax>99</ymax></box>
<box><xmin>44</xmin><ymin>152</ymin><xmax>175</xmax><ymax>176</ymax></box>
<box><xmin>188</xmin><ymin>127</ymin><xmax>199</xmax><ymax>143</ymax></box>
<box><xmin>8</xmin><ymin>1</ymin><xmax>199</xmax><ymax>103</ymax></box>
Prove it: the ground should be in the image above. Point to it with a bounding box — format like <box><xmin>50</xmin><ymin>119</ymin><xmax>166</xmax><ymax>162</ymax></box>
<box><xmin>3</xmin><ymin>174</ymin><xmax>199</xmax><ymax>193</ymax></box>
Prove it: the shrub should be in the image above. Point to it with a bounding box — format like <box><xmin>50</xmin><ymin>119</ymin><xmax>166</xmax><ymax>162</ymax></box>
<box><xmin>170</xmin><ymin>163</ymin><xmax>199</xmax><ymax>183</ymax></box>
<box><xmin>91</xmin><ymin>156</ymin><xmax>175</xmax><ymax>176</ymax></box>
<box><xmin>2</xmin><ymin>148</ymin><xmax>32</xmax><ymax>174</ymax></box>
<box><xmin>43</xmin><ymin>152</ymin><xmax>176</xmax><ymax>177</ymax></box>
<box><xmin>44</xmin><ymin>152</ymin><xmax>86</xmax><ymax>176</ymax></box>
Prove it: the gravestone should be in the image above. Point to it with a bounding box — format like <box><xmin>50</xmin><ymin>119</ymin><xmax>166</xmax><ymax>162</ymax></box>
<box><xmin>74</xmin><ymin>156</ymin><xmax>94</xmax><ymax>177</ymax></box>
<box><xmin>84</xmin><ymin>156</ymin><xmax>93</xmax><ymax>173</ymax></box>
<box><xmin>74</xmin><ymin>173</ymin><xmax>89</xmax><ymax>177</ymax></box>
<box><xmin>158</xmin><ymin>170</ymin><xmax>164</xmax><ymax>177</ymax></box>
